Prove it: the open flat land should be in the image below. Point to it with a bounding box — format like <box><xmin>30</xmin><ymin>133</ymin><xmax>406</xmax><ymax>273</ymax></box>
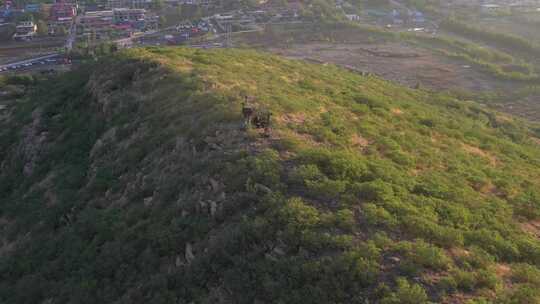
<box><xmin>269</xmin><ymin>42</ymin><xmax>509</xmax><ymax>92</ymax></box>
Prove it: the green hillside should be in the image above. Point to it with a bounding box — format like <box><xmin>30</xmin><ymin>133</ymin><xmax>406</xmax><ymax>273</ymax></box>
<box><xmin>1</xmin><ymin>48</ymin><xmax>540</xmax><ymax>303</ymax></box>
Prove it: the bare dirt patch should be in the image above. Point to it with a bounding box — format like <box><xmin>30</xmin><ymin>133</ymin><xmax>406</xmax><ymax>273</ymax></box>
<box><xmin>521</xmin><ymin>220</ymin><xmax>540</xmax><ymax>239</ymax></box>
<box><xmin>351</xmin><ymin>133</ymin><xmax>369</xmax><ymax>148</ymax></box>
<box><xmin>391</xmin><ymin>108</ymin><xmax>403</xmax><ymax>115</ymax></box>
<box><xmin>277</xmin><ymin>113</ymin><xmax>307</xmax><ymax>125</ymax></box>
<box><xmin>495</xmin><ymin>264</ymin><xmax>512</xmax><ymax>278</ymax></box>
<box><xmin>268</xmin><ymin>42</ymin><xmax>506</xmax><ymax>92</ymax></box>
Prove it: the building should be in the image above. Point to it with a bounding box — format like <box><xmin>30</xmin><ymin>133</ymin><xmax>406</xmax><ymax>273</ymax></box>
<box><xmin>410</xmin><ymin>11</ymin><xmax>425</xmax><ymax>24</ymax></box>
<box><xmin>50</xmin><ymin>1</ymin><xmax>76</xmax><ymax>22</ymax></box>
<box><xmin>131</xmin><ymin>0</ymin><xmax>153</xmax><ymax>8</ymax></box>
<box><xmin>13</xmin><ymin>21</ymin><xmax>36</xmax><ymax>40</ymax></box>
<box><xmin>40</xmin><ymin>3</ymin><xmax>53</xmax><ymax>19</ymax></box>
<box><xmin>24</xmin><ymin>4</ymin><xmax>41</xmax><ymax>13</ymax></box>
<box><xmin>345</xmin><ymin>14</ymin><xmax>360</xmax><ymax>21</ymax></box>
<box><xmin>163</xmin><ymin>0</ymin><xmax>213</xmax><ymax>6</ymax></box>
<box><xmin>481</xmin><ymin>4</ymin><xmax>503</xmax><ymax>12</ymax></box>
<box><xmin>48</xmin><ymin>0</ymin><xmax>76</xmax><ymax>35</ymax></box>
<box><xmin>0</xmin><ymin>11</ymin><xmax>9</xmax><ymax>23</ymax></box>
<box><xmin>113</xmin><ymin>8</ymin><xmax>145</xmax><ymax>23</ymax></box>
<box><xmin>107</xmin><ymin>0</ymin><xmax>152</xmax><ymax>9</ymax></box>
<box><xmin>0</xmin><ymin>0</ymin><xmax>12</xmax><ymax>22</ymax></box>
<box><xmin>79</xmin><ymin>10</ymin><xmax>113</xmax><ymax>34</ymax></box>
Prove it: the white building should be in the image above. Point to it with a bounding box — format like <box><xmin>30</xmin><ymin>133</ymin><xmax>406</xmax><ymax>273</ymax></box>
<box><xmin>13</xmin><ymin>21</ymin><xmax>37</xmax><ymax>41</ymax></box>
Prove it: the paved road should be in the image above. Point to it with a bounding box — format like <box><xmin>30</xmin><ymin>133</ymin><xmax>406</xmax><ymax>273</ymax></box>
<box><xmin>0</xmin><ymin>53</ymin><xmax>62</xmax><ymax>72</ymax></box>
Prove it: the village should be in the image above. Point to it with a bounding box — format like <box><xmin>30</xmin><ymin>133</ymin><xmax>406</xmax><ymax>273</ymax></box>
<box><xmin>1</xmin><ymin>0</ymin><xmax>540</xmax><ymax>73</ymax></box>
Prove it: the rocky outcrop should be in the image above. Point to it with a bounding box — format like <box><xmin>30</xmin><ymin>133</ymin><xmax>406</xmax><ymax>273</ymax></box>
<box><xmin>185</xmin><ymin>243</ymin><xmax>195</xmax><ymax>264</ymax></box>
<box><xmin>19</xmin><ymin>109</ymin><xmax>47</xmax><ymax>177</ymax></box>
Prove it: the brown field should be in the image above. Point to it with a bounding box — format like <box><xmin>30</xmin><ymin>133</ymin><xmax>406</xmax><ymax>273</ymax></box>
<box><xmin>267</xmin><ymin>42</ymin><xmax>510</xmax><ymax>92</ymax></box>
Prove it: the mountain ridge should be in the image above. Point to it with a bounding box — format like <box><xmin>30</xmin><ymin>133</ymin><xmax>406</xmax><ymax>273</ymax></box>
<box><xmin>1</xmin><ymin>47</ymin><xmax>540</xmax><ymax>303</ymax></box>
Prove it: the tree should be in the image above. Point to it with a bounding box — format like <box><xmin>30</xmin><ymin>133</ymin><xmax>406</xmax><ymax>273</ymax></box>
<box><xmin>152</xmin><ymin>0</ymin><xmax>164</xmax><ymax>10</ymax></box>
<box><xmin>0</xmin><ymin>23</ymin><xmax>15</xmax><ymax>41</ymax></box>
<box><xmin>176</xmin><ymin>5</ymin><xmax>183</xmax><ymax>20</ymax></box>
<box><xmin>158</xmin><ymin>15</ymin><xmax>167</xmax><ymax>27</ymax></box>
<box><xmin>193</xmin><ymin>6</ymin><xmax>202</xmax><ymax>19</ymax></box>
<box><xmin>36</xmin><ymin>20</ymin><xmax>48</xmax><ymax>36</ymax></box>
<box><xmin>57</xmin><ymin>26</ymin><xmax>67</xmax><ymax>36</ymax></box>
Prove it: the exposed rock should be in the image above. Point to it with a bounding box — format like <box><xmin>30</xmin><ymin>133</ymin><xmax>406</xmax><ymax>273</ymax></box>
<box><xmin>19</xmin><ymin>109</ymin><xmax>47</xmax><ymax>177</ymax></box>
<box><xmin>209</xmin><ymin>200</ymin><xmax>218</xmax><ymax>218</ymax></box>
<box><xmin>185</xmin><ymin>243</ymin><xmax>195</xmax><ymax>264</ymax></box>
<box><xmin>265</xmin><ymin>253</ymin><xmax>278</xmax><ymax>261</ymax></box>
<box><xmin>158</xmin><ymin>256</ymin><xmax>173</xmax><ymax>274</ymax></box>
<box><xmin>174</xmin><ymin>136</ymin><xmax>186</xmax><ymax>152</ymax></box>
<box><xmin>254</xmin><ymin>183</ymin><xmax>272</xmax><ymax>194</ymax></box>
<box><xmin>143</xmin><ymin>197</ymin><xmax>153</xmax><ymax>207</ymax></box>
<box><xmin>197</xmin><ymin>200</ymin><xmax>208</xmax><ymax>214</ymax></box>
<box><xmin>208</xmin><ymin>143</ymin><xmax>222</xmax><ymax>150</ymax></box>
<box><xmin>273</xmin><ymin>246</ymin><xmax>286</xmax><ymax>256</ymax></box>
<box><xmin>217</xmin><ymin>192</ymin><xmax>226</xmax><ymax>202</ymax></box>
<box><xmin>90</xmin><ymin>127</ymin><xmax>117</xmax><ymax>158</ymax></box>
<box><xmin>141</xmin><ymin>174</ymin><xmax>153</xmax><ymax>190</ymax></box>
<box><xmin>209</xmin><ymin>178</ymin><xmax>220</xmax><ymax>192</ymax></box>
<box><xmin>389</xmin><ymin>256</ymin><xmax>400</xmax><ymax>263</ymax></box>
<box><xmin>204</xmin><ymin>135</ymin><xmax>217</xmax><ymax>144</ymax></box>
<box><xmin>175</xmin><ymin>255</ymin><xmax>183</xmax><ymax>267</ymax></box>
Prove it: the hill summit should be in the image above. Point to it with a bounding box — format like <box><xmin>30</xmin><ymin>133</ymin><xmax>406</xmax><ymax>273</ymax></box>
<box><xmin>1</xmin><ymin>48</ymin><xmax>540</xmax><ymax>303</ymax></box>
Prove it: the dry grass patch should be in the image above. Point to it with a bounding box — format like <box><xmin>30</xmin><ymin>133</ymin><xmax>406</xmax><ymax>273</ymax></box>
<box><xmin>351</xmin><ymin>133</ymin><xmax>369</xmax><ymax>148</ymax></box>
<box><xmin>495</xmin><ymin>264</ymin><xmax>512</xmax><ymax>278</ymax></box>
<box><xmin>391</xmin><ymin>108</ymin><xmax>404</xmax><ymax>115</ymax></box>
<box><xmin>277</xmin><ymin>113</ymin><xmax>307</xmax><ymax>125</ymax></box>
<box><xmin>462</xmin><ymin>143</ymin><xmax>498</xmax><ymax>166</ymax></box>
<box><xmin>521</xmin><ymin>220</ymin><xmax>540</xmax><ymax>239</ymax></box>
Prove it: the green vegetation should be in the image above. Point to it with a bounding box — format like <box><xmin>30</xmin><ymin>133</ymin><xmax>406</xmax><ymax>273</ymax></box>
<box><xmin>441</xmin><ymin>18</ymin><xmax>540</xmax><ymax>59</ymax></box>
<box><xmin>0</xmin><ymin>23</ymin><xmax>15</xmax><ymax>41</ymax></box>
<box><xmin>408</xmin><ymin>34</ymin><xmax>539</xmax><ymax>82</ymax></box>
<box><xmin>0</xmin><ymin>48</ymin><xmax>540</xmax><ymax>303</ymax></box>
<box><xmin>245</xmin><ymin>22</ymin><xmax>396</xmax><ymax>48</ymax></box>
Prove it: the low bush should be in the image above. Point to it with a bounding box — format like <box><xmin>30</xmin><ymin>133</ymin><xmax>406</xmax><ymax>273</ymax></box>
<box><xmin>395</xmin><ymin>240</ymin><xmax>451</xmax><ymax>272</ymax></box>
<box><xmin>381</xmin><ymin>278</ymin><xmax>429</xmax><ymax>304</ymax></box>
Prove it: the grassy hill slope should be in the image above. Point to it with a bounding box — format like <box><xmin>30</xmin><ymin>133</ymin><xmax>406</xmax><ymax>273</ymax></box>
<box><xmin>1</xmin><ymin>48</ymin><xmax>540</xmax><ymax>303</ymax></box>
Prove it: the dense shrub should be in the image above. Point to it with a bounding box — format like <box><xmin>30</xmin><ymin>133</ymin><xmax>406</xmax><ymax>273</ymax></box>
<box><xmin>511</xmin><ymin>264</ymin><xmax>540</xmax><ymax>286</ymax></box>
<box><xmin>395</xmin><ymin>240</ymin><xmax>451</xmax><ymax>271</ymax></box>
<box><xmin>381</xmin><ymin>278</ymin><xmax>429</xmax><ymax>304</ymax></box>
